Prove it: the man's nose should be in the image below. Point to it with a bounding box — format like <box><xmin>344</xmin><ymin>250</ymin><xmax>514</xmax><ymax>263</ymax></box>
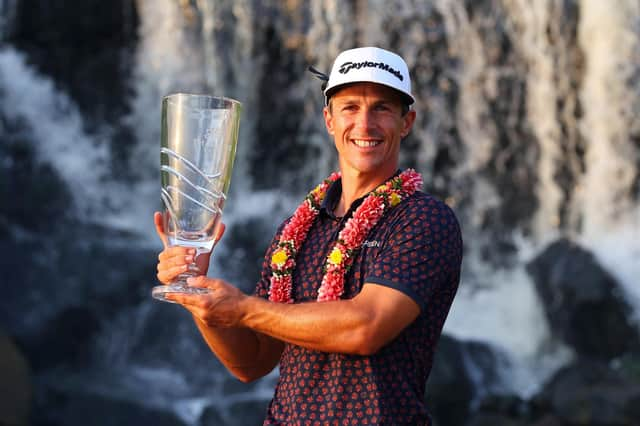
<box><xmin>353</xmin><ymin>108</ymin><xmax>375</xmax><ymax>131</ymax></box>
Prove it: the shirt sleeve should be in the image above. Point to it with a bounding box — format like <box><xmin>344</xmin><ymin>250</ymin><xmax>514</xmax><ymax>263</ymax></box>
<box><xmin>364</xmin><ymin>194</ymin><xmax>463</xmax><ymax>311</ymax></box>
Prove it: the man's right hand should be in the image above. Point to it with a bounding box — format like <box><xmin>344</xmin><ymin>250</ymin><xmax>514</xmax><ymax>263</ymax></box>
<box><xmin>153</xmin><ymin>212</ymin><xmax>224</xmax><ymax>284</ymax></box>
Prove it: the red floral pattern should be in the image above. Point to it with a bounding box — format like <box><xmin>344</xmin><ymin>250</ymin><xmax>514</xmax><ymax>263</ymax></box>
<box><xmin>256</xmin><ymin>189</ymin><xmax>464</xmax><ymax>425</ymax></box>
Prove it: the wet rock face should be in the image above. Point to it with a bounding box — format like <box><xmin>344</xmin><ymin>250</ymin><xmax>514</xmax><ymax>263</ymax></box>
<box><xmin>7</xmin><ymin>0</ymin><xmax>139</xmax><ymax>126</ymax></box>
<box><xmin>32</xmin><ymin>385</ymin><xmax>188</xmax><ymax>426</ymax></box>
<box><xmin>526</xmin><ymin>238</ymin><xmax>639</xmax><ymax>360</ymax></box>
<box><xmin>425</xmin><ymin>335</ymin><xmax>512</xmax><ymax>426</ymax></box>
<box><xmin>0</xmin><ymin>331</ymin><xmax>31</xmax><ymax>426</ymax></box>
<box><xmin>1</xmin><ymin>1</ymin><xmax>639</xmax><ymax>425</ymax></box>
<box><xmin>532</xmin><ymin>358</ymin><xmax>640</xmax><ymax>426</ymax></box>
<box><xmin>0</xmin><ymin>121</ymin><xmax>73</xmax><ymax>234</ymax></box>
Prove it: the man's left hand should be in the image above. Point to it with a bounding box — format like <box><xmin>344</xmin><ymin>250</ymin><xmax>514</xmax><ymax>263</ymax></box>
<box><xmin>164</xmin><ymin>276</ymin><xmax>248</xmax><ymax>328</ymax></box>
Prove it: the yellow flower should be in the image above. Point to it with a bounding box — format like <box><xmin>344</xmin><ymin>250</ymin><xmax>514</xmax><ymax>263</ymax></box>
<box><xmin>389</xmin><ymin>192</ymin><xmax>402</xmax><ymax>207</ymax></box>
<box><xmin>271</xmin><ymin>250</ymin><xmax>288</xmax><ymax>267</ymax></box>
<box><xmin>328</xmin><ymin>248</ymin><xmax>343</xmax><ymax>265</ymax></box>
<box><xmin>376</xmin><ymin>184</ymin><xmax>387</xmax><ymax>193</ymax></box>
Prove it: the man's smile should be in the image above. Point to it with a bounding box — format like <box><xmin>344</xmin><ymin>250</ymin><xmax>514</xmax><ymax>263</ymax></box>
<box><xmin>351</xmin><ymin>139</ymin><xmax>383</xmax><ymax>148</ymax></box>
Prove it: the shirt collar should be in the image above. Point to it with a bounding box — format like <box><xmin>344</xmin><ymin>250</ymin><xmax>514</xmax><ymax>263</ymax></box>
<box><xmin>319</xmin><ymin>177</ymin><xmax>349</xmax><ymax>220</ymax></box>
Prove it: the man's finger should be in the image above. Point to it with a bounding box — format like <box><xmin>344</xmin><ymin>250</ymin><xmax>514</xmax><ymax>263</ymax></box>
<box><xmin>186</xmin><ymin>276</ymin><xmax>211</xmax><ymax>288</ymax></box>
<box><xmin>157</xmin><ymin>254</ymin><xmax>195</xmax><ymax>270</ymax></box>
<box><xmin>158</xmin><ymin>246</ymin><xmax>195</xmax><ymax>262</ymax></box>
<box><xmin>157</xmin><ymin>267</ymin><xmax>187</xmax><ymax>284</ymax></box>
<box><xmin>164</xmin><ymin>291</ymin><xmax>209</xmax><ymax>307</ymax></box>
<box><xmin>214</xmin><ymin>222</ymin><xmax>226</xmax><ymax>243</ymax></box>
<box><xmin>163</xmin><ymin>292</ymin><xmax>193</xmax><ymax>305</ymax></box>
<box><xmin>154</xmin><ymin>211</ymin><xmax>169</xmax><ymax>249</ymax></box>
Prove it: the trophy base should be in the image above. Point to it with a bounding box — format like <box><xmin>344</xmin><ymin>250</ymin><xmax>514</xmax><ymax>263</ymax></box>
<box><xmin>152</xmin><ymin>284</ymin><xmax>211</xmax><ymax>303</ymax></box>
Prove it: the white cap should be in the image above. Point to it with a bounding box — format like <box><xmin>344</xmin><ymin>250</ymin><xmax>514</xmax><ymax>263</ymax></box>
<box><xmin>324</xmin><ymin>47</ymin><xmax>414</xmax><ymax>105</ymax></box>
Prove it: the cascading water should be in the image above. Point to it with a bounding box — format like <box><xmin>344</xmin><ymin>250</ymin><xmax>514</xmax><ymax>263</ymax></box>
<box><xmin>1</xmin><ymin>1</ymin><xmax>638</xmax><ymax>425</ymax></box>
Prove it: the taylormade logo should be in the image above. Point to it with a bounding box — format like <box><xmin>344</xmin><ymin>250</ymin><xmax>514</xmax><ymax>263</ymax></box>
<box><xmin>338</xmin><ymin>61</ymin><xmax>404</xmax><ymax>81</ymax></box>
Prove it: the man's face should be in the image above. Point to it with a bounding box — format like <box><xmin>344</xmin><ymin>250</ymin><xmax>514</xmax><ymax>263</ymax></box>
<box><xmin>323</xmin><ymin>82</ymin><xmax>416</xmax><ymax>181</ymax></box>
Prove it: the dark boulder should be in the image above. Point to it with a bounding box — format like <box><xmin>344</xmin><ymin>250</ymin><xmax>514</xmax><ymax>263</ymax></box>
<box><xmin>0</xmin><ymin>330</ymin><xmax>31</xmax><ymax>426</ymax></box>
<box><xmin>199</xmin><ymin>405</ymin><xmax>225</xmax><ymax>425</ymax></box>
<box><xmin>526</xmin><ymin>238</ymin><xmax>639</xmax><ymax>360</ymax></box>
<box><xmin>226</xmin><ymin>399</ymin><xmax>270</xmax><ymax>426</ymax></box>
<box><xmin>528</xmin><ymin>414</ymin><xmax>566</xmax><ymax>426</ymax></box>
<box><xmin>201</xmin><ymin>398</ymin><xmax>269</xmax><ymax>426</ymax></box>
<box><xmin>8</xmin><ymin>0</ymin><xmax>139</xmax><ymax>126</ymax></box>
<box><xmin>465</xmin><ymin>413</ymin><xmax>527</xmax><ymax>426</ymax></box>
<box><xmin>426</xmin><ymin>334</ymin><xmax>511</xmax><ymax>426</ymax></box>
<box><xmin>532</xmin><ymin>358</ymin><xmax>640</xmax><ymax>426</ymax></box>
<box><xmin>19</xmin><ymin>305</ymin><xmax>101</xmax><ymax>372</ymax></box>
<box><xmin>32</xmin><ymin>383</ymin><xmax>187</xmax><ymax>426</ymax></box>
<box><xmin>473</xmin><ymin>393</ymin><xmax>531</xmax><ymax>423</ymax></box>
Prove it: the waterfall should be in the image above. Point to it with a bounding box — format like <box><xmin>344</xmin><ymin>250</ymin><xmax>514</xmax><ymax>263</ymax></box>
<box><xmin>1</xmin><ymin>0</ymin><xmax>639</xmax><ymax>424</ymax></box>
<box><xmin>577</xmin><ymin>0</ymin><xmax>640</xmax><ymax>311</ymax></box>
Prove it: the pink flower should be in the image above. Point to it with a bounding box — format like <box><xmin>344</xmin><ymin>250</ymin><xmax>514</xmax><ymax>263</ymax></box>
<box><xmin>401</xmin><ymin>169</ymin><xmax>423</xmax><ymax>192</ymax></box>
<box><xmin>339</xmin><ymin>217</ymin><xmax>364</xmax><ymax>246</ymax></box>
<box><xmin>353</xmin><ymin>196</ymin><xmax>384</xmax><ymax>225</ymax></box>
<box><xmin>318</xmin><ymin>271</ymin><xmax>344</xmax><ymax>302</ymax></box>
<box><xmin>270</xmin><ymin>275</ymin><xmax>293</xmax><ymax>303</ymax></box>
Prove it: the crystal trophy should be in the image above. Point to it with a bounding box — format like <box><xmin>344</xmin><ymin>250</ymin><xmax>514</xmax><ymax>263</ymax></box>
<box><xmin>152</xmin><ymin>93</ymin><xmax>241</xmax><ymax>302</ymax></box>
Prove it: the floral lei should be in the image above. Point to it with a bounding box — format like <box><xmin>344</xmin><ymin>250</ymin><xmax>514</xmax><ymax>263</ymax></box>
<box><xmin>269</xmin><ymin>169</ymin><xmax>423</xmax><ymax>303</ymax></box>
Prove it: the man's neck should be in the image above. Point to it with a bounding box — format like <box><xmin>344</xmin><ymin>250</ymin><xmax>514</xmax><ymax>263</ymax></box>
<box><xmin>334</xmin><ymin>169</ymin><xmax>396</xmax><ymax>217</ymax></box>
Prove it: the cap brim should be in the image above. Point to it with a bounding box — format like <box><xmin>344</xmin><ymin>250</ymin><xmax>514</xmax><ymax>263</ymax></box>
<box><xmin>325</xmin><ymin>81</ymin><xmax>415</xmax><ymax>106</ymax></box>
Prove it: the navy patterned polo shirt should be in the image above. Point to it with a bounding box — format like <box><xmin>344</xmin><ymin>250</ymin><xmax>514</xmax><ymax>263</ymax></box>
<box><xmin>254</xmin><ymin>174</ymin><xmax>463</xmax><ymax>425</ymax></box>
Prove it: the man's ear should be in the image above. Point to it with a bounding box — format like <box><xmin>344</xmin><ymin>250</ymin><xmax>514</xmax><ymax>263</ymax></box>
<box><xmin>400</xmin><ymin>110</ymin><xmax>416</xmax><ymax>138</ymax></box>
<box><xmin>323</xmin><ymin>106</ymin><xmax>334</xmax><ymax>135</ymax></box>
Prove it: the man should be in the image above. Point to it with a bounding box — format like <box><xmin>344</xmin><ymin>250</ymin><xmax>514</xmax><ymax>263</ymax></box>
<box><xmin>155</xmin><ymin>47</ymin><xmax>463</xmax><ymax>425</ymax></box>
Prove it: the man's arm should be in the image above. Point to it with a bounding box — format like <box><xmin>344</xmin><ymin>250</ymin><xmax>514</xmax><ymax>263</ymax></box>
<box><xmin>168</xmin><ymin>277</ymin><xmax>420</xmax><ymax>356</ymax></box>
<box><xmin>241</xmin><ymin>282</ymin><xmax>420</xmax><ymax>355</ymax></box>
<box><xmin>154</xmin><ymin>212</ymin><xmax>283</xmax><ymax>383</ymax></box>
<box><xmin>191</xmin><ymin>316</ymin><xmax>284</xmax><ymax>383</ymax></box>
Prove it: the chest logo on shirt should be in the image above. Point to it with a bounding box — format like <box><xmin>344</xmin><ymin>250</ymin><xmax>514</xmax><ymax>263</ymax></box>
<box><xmin>362</xmin><ymin>240</ymin><xmax>381</xmax><ymax>248</ymax></box>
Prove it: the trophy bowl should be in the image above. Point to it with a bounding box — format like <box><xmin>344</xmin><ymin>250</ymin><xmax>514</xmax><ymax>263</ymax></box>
<box><xmin>152</xmin><ymin>93</ymin><xmax>241</xmax><ymax>302</ymax></box>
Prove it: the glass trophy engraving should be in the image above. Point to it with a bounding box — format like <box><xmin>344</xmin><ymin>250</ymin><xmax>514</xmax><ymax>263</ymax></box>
<box><xmin>152</xmin><ymin>93</ymin><xmax>241</xmax><ymax>302</ymax></box>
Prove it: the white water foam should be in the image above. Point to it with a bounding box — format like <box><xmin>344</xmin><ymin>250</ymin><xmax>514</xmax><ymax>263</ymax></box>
<box><xmin>0</xmin><ymin>47</ymin><xmax>109</xmax><ymax>218</ymax></box>
<box><xmin>436</xmin><ymin>0</ymin><xmax>640</xmax><ymax>396</ymax></box>
<box><xmin>577</xmin><ymin>0</ymin><xmax>640</xmax><ymax>321</ymax></box>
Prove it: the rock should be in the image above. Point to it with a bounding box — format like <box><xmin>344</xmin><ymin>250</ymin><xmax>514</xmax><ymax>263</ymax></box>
<box><xmin>201</xmin><ymin>398</ymin><xmax>269</xmax><ymax>426</ymax></box>
<box><xmin>9</xmin><ymin>0</ymin><xmax>139</xmax><ymax>126</ymax></box>
<box><xmin>528</xmin><ymin>414</ymin><xmax>566</xmax><ymax>426</ymax></box>
<box><xmin>475</xmin><ymin>393</ymin><xmax>530</xmax><ymax>420</ymax></box>
<box><xmin>199</xmin><ymin>405</ymin><xmax>225</xmax><ymax>425</ymax></box>
<box><xmin>19</xmin><ymin>305</ymin><xmax>101</xmax><ymax>372</ymax></box>
<box><xmin>426</xmin><ymin>335</ymin><xmax>511</xmax><ymax>426</ymax></box>
<box><xmin>0</xmin><ymin>132</ymin><xmax>73</xmax><ymax>234</ymax></box>
<box><xmin>226</xmin><ymin>399</ymin><xmax>269</xmax><ymax>426</ymax></box>
<box><xmin>223</xmin><ymin>376</ymin><xmax>253</xmax><ymax>396</ymax></box>
<box><xmin>533</xmin><ymin>358</ymin><xmax>640</xmax><ymax>426</ymax></box>
<box><xmin>615</xmin><ymin>352</ymin><xmax>640</xmax><ymax>384</ymax></box>
<box><xmin>465</xmin><ymin>413</ymin><xmax>527</xmax><ymax>426</ymax></box>
<box><xmin>526</xmin><ymin>238</ymin><xmax>639</xmax><ymax>360</ymax></box>
<box><xmin>0</xmin><ymin>229</ymin><xmax>157</xmax><ymax>338</ymax></box>
<box><xmin>0</xmin><ymin>330</ymin><xmax>31</xmax><ymax>426</ymax></box>
<box><xmin>32</xmin><ymin>384</ymin><xmax>187</xmax><ymax>426</ymax></box>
